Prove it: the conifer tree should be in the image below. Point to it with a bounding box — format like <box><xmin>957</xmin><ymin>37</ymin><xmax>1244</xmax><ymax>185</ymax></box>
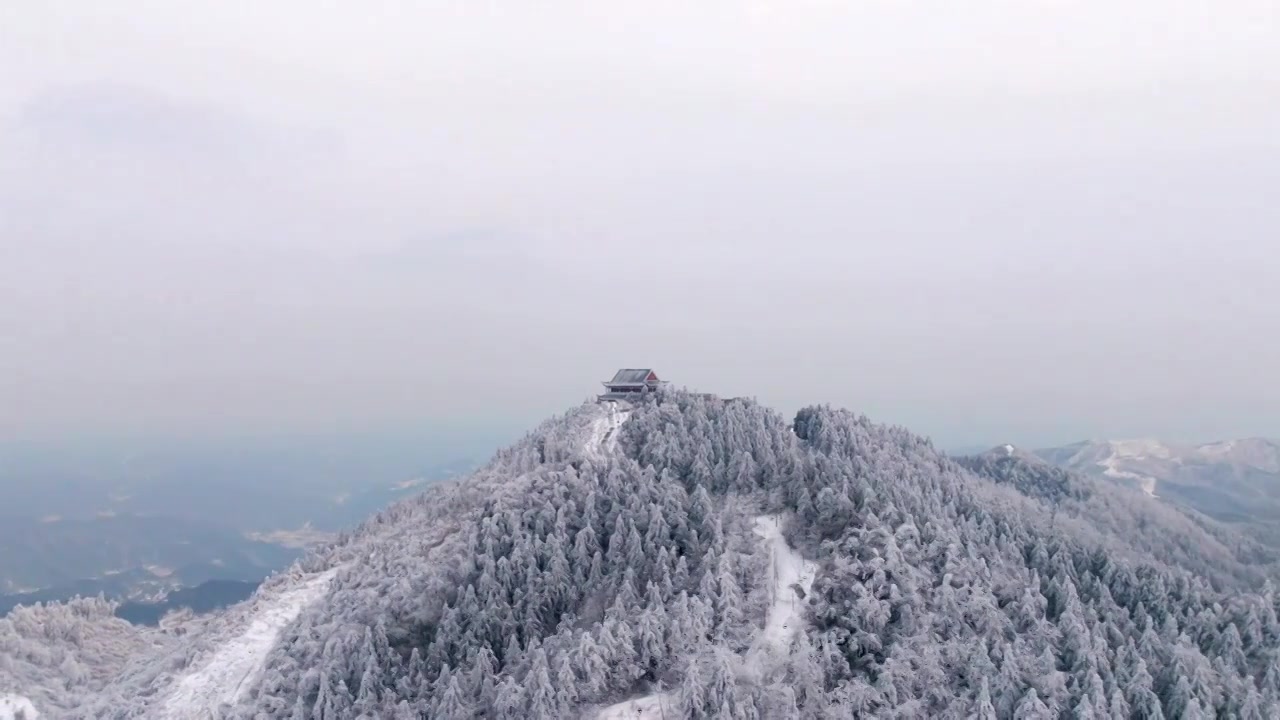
<box><xmin>973</xmin><ymin>677</ymin><xmax>997</xmax><ymax>720</ymax></box>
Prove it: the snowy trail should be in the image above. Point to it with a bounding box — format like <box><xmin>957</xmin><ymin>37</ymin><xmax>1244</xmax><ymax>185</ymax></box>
<box><xmin>1101</xmin><ymin>456</ymin><xmax>1159</xmax><ymax>498</ymax></box>
<box><xmin>749</xmin><ymin>514</ymin><xmax>817</xmax><ymax>658</ymax></box>
<box><xmin>0</xmin><ymin>694</ymin><xmax>40</xmax><ymax>720</ymax></box>
<box><xmin>596</xmin><ymin>692</ymin><xmax>676</xmax><ymax>720</ymax></box>
<box><xmin>160</xmin><ymin>567</ymin><xmax>340</xmax><ymax>719</ymax></box>
<box><xmin>584</xmin><ymin>402</ymin><xmax>631</xmax><ymax>462</ymax></box>
<box><xmin>598</xmin><ymin>515</ymin><xmax>814</xmax><ymax>719</ymax></box>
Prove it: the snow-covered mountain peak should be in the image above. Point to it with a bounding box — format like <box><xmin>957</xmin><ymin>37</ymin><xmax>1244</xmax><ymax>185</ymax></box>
<box><xmin>1194</xmin><ymin>437</ymin><xmax>1280</xmax><ymax>472</ymax></box>
<box><xmin>1036</xmin><ymin>435</ymin><xmax>1280</xmax><ymax>548</ymax></box>
<box><xmin>976</xmin><ymin>443</ymin><xmax>1045</xmax><ymax>466</ymax></box>
<box><xmin>9</xmin><ymin>394</ymin><xmax>1280</xmax><ymax>719</ymax></box>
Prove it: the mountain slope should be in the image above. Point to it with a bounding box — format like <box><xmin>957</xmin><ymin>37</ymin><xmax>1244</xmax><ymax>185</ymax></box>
<box><xmin>956</xmin><ymin>445</ymin><xmax>1278</xmax><ymax>589</ymax></box>
<box><xmin>159</xmin><ymin>568</ymin><xmax>341</xmax><ymax>718</ymax></box>
<box><xmin>0</xmin><ymin>597</ymin><xmax>174</xmax><ymax>717</ymax></box>
<box><xmin>27</xmin><ymin>392</ymin><xmax>1280</xmax><ymax>718</ymax></box>
<box><xmin>1037</xmin><ymin>438</ymin><xmax>1280</xmax><ymax>545</ymax></box>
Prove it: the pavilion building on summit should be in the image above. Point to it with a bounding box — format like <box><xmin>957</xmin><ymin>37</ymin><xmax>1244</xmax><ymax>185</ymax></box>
<box><xmin>599</xmin><ymin>369</ymin><xmax>665</xmax><ymax>402</ymax></box>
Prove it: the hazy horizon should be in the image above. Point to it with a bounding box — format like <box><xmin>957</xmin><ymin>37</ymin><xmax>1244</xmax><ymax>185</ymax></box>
<box><xmin>0</xmin><ymin>388</ymin><xmax>1272</xmax><ymax>460</ymax></box>
<box><xmin>4</xmin><ymin>2</ymin><xmax>1278</xmax><ymax>451</ymax></box>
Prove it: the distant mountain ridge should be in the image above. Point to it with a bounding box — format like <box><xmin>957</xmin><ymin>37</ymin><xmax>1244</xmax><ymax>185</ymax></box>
<box><xmin>114</xmin><ymin>579</ymin><xmax>261</xmax><ymax>626</ymax></box>
<box><xmin>1034</xmin><ymin>437</ymin><xmax>1280</xmax><ymax>545</ymax></box>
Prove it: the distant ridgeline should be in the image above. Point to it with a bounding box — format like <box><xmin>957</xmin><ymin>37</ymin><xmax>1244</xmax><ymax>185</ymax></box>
<box><xmin>114</xmin><ymin>579</ymin><xmax>261</xmax><ymax>626</ymax></box>
<box><xmin>1</xmin><ymin>579</ymin><xmax>261</xmax><ymax>625</ymax></box>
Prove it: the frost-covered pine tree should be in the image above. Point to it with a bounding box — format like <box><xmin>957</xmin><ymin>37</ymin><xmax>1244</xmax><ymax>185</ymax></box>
<box><xmin>973</xmin><ymin>677</ymin><xmax>997</xmax><ymax>720</ymax></box>
<box><xmin>1013</xmin><ymin>687</ymin><xmax>1053</xmax><ymax>720</ymax></box>
<box><xmin>679</xmin><ymin>653</ymin><xmax>708</xmax><ymax>718</ymax></box>
<box><xmin>524</xmin><ymin>645</ymin><xmax>560</xmax><ymax>720</ymax></box>
<box><xmin>433</xmin><ymin>672</ymin><xmax>468</xmax><ymax>720</ymax></box>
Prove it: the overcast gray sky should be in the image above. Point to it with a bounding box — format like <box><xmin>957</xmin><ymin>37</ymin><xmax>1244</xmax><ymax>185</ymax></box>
<box><xmin>1</xmin><ymin>1</ymin><xmax>1277</xmax><ymax>449</ymax></box>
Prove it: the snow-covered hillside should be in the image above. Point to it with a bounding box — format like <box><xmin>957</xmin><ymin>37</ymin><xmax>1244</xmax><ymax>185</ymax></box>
<box><xmin>21</xmin><ymin>393</ymin><xmax>1280</xmax><ymax>718</ymax></box>
<box><xmin>583</xmin><ymin>401</ymin><xmax>631</xmax><ymax>462</ymax></box>
<box><xmin>1040</xmin><ymin>436</ymin><xmax>1280</xmax><ymax>501</ymax></box>
<box><xmin>0</xmin><ymin>595</ymin><xmax>172</xmax><ymax>718</ymax></box>
<box><xmin>748</xmin><ymin>515</ymin><xmax>816</xmax><ymax>660</ymax></box>
<box><xmin>1036</xmin><ymin>437</ymin><xmax>1280</xmax><ymax>549</ymax></box>
<box><xmin>598</xmin><ymin>513</ymin><xmax>816</xmax><ymax>720</ymax></box>
<box><xmin>1098</xmin><ymin>442</ymin><xmax>1162</xmax><ymax>498</ymax></box>
<box><xmin>160</xmin><ymin>567</ymin><xmax>341</xmax><ymax>718</ymax></box>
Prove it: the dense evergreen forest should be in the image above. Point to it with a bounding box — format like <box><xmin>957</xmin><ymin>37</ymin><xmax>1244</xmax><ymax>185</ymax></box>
<box><xmin>11</xmin><ymin>390</ymin><xmax>1280</xmax><ymax>718</ymax></box>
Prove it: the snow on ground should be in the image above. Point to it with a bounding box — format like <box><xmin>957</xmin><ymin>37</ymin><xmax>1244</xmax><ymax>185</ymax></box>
<box><xmin>160</xmin><ymin>567</ymin><xmax>341</xmax><ymax>719</ymax></box>
<box><xmin>584</xmin><ymin>402</ymin><xmax>632</xmax><ymax>462</ymax></box>
<box><xmin>0</xmin><ymin>694</ymin><xmax>39</xmax><ymax>720</ymax></box>
<box><xmin>596</xmin><ymin>692</ymin><xmax>676</xmax><ymax>720</ymax></box>
<box><xmin>1098</xmin><ymin>451</ymin><xmax>1160</xmax><ymax>498</ymax></box>
<box><xmin>750</xmin><ymin>514</ymin><xmax>817</xmax><ymax>659</ymax></box>
<box><xmin>599</xmin><ymin>514</ymin><xmax>815</xmax><ymax>719</ymax></box>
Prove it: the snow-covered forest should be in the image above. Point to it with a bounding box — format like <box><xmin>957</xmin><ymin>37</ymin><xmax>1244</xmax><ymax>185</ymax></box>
<box><xmin>6</xmin><ymin>389</ymin><xmax>1280</xmax><ymax>718</ymax></box>
<box><xmin>0</xmin><ymin>596</ymin><xmax>177</xmax><ymax>717</ymax></box>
